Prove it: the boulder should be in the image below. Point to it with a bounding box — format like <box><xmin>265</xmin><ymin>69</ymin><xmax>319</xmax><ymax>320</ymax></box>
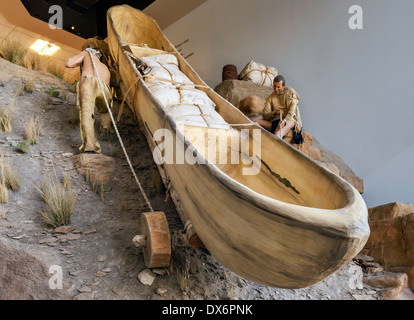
<box><xmin>294</xmin><ymin>142</ymin><xmax>322</xmax><ymax>162</ymax></box>
<box><xmin>339</xmin><ymin>173</ymin><xmax>364</xmax><ymax>194</ymax></box>
<box><xmin>362</xmin><ymin>211</ymin><xmax>414</xmax><ymax>268</ymax></box>
<box><xmin>361</xmin><ymin>204</ymin><xmax>414</xmax><ymax>289</ymax></box>
<box><xmin>214</xmin><ymin>79</ymin><xmax>273</xmax><ymax>107</ymax></box>
<box><xmin>73</xmin><ymin>153</ymin><xmax>116</xmax><ymax>184</ymax></box>
<box><xmin>312</xmin><ymin>136</ymin><xmax>364</xmax><ymax>194</ymax></box>
<box><xmin>238</xmin><ymin>95</ymin><xmax>266</xmax><ymax>115</ymax></box>
<box><xmin>388</xmin><ymin>267</ymin><xmax>414</xmax><ymax>290</ymax></box>
<box><xmin>363</xmin><ymin>272</ymin><xmax>409</xmax><ymax>300</ymax></box>
<box><xmin>368</xmin><ymin>202</ymin><xmax>413</xmax><ymax>221</ymax></box>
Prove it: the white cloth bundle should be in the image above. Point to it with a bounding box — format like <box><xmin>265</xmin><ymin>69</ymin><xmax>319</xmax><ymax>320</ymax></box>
<box><xmin>165</xmin><ymin>103</ymin><xmax>229</xmax><ymax>129</ymax></box>
<box><xmin>239</xmin><ymin>60</ymin><xmax>278</xmax><ymax>87</ymax></box>
<box><xmin>141</xmin><ymin>54</ymin><xmax>194</xmax><ymax>86</ymax></box>
<box><xmin>148</xmin><ymin>84</ymin><xmax>215</xmax><ymax>110</ymax></box>
<box><xmin>142</xmin><ymin>54</ymin><xmax>231</xmax><ymax>130</ymax></box>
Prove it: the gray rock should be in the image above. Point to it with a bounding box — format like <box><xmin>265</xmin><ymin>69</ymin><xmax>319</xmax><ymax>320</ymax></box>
<box><xmin>138</xmin><ymin>269</ymin><xmax>156</xmax><ymax>286</ymax></box>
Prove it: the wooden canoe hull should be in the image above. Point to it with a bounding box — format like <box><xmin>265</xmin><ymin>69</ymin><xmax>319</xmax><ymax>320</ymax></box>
<box><xmin>107</xmin><ymin>5</ymin><xmax>370</xmax><ymax>288</ymax></box>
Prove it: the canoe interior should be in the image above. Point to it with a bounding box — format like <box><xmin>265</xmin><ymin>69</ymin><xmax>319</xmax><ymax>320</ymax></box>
<box><xmin>107</xmin><ymin>6</ymin><xmax>350</xmax><ymax>211</ymax></box>
<box><xmin>105</xmin><ymin>5</ymin><xmax>370</xmax><ymax>289</ymax></box>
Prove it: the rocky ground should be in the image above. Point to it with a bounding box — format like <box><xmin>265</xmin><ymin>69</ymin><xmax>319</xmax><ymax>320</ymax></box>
<box><xmin>0</xmin><ymin>58</ymin><xmax>384</xmax><ymax>301</ymax></box>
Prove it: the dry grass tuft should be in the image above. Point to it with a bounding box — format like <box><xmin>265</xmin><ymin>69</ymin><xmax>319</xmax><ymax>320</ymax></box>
<box><xmin>0</xmin><ymin>90</ymin><xmax>19</xmax><ymax>133</ymax></box>
<box><xmin>47</xmin><ymin>60</ymin><xmax>64</xmax><ymax>79</ymax></box>
<box><xmin>0</xmin><ymin>182</ymin><xmax>8</xmax><ymax>203</ymax></box>
<box><xmin>174</xmin><ymin>256</ymin><xmax>190</xmax><ymax>294</ymax></box>
<box><xmin>39</xmin><ymin>171</ymin><xmax>76</xmax><ymax>227</ymax></box>
<box><xmin>25</xmin><ymin>51</ymin><xmax>42</xmax><ymax>71</ymax></box>
<box><xmin>167</xmin><ymin>248</ymin><xmax>199</xmax><ymax>294</ymax></box>
<box><xmin>0</xmin><ymin>39</ymin><xmax>27</xmax><ymax>66</ymax></box>
<box><xmin>0</xmin><ymin>158</ymin><xmax>8</xmax><ymax>203</ymax></box>
<box><xmin>0</xmin><ymin>153</ymin><xmax>20</xmax><ymax>192</ymax></box>
<box><xmin>24</xmin><ymin>116</ymin><xmax>42</xmax><ymax>144</ymax></box>
<box><xmin>0</xmin><ymin>104</ymin><xmax>13</xmax><ymax>133</ymax></box>
<box><xmin>23</xmin><ymin>79</ymin><xmax>35</xmax><ymax>93</ymax></box>
<box><xmin>63</xmin><ymin>172</ymin><xmax>72</xmax><ymax>190</ymax></box>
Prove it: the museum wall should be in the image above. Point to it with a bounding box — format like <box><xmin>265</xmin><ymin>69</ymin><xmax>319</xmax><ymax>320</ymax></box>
<box><xmin>163</xmin><ymin>0</ymin><xmax>414</xmax><ymax>207</ymax></box>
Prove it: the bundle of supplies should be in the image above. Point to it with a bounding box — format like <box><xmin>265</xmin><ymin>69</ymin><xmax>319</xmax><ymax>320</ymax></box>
<box><xmin>239</xmin><ymin>60</ymin><xmax>278</xmax><ymax>88</ymax></box>
<box><xmin>141</xmin><ymin>54</ymin><xmax>231</xmax><ymax>130</ymax></box>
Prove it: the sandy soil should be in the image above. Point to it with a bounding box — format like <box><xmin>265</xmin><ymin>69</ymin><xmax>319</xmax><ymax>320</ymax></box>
<box><xmin>0</xmin><ymin>60</ymin><xmax>380</xmax><ymax>300</ymax></box>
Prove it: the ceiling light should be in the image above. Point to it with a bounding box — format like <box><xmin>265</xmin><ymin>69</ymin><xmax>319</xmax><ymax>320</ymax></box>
<box><xmin>30</xmin><ymin>40</ymin><xmax>60</xmax><ymax>56</ymax></box>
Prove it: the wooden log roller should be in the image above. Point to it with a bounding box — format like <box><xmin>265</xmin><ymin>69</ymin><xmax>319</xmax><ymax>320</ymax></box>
<box><xmin>133</xmin><ymin>211</ymin><xmax>171</xmax><ymax>268</ymax></box>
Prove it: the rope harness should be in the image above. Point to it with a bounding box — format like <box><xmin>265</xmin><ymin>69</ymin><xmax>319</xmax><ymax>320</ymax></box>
<box><xmin>85</xmin><ymin>48</ymin><xmax>154</xmax><ymax>212</ymax></box>
<box><xmin>85</xmin><ymin>48</ymin><xmax>261</xmax><ymax>212</ymax></box>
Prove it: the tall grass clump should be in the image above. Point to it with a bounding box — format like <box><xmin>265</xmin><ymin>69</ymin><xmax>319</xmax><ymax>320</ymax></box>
<box><xmin>0</xmin><ymin>157</ymin><xmax>8</xmax><ymax>203</ymax></box>
<box><xmin>24</xmin><ymin>116</ymin><xmax>42</xmax><ymax>143</ymax></box>
<box><xmin>0</xmin><ymin>153</ymin><xmax>20</xmax><ymax>192</ymax></box>
<box><xmin>25</xmin><ymin>51</ymin><xmax>42</xmax><ymax>71</ymax></box>
<box><xmin>39</xmin><ymin>171</ymin><xmax>76</xmax><ymax>227</ymax></box>
<box><xmin>0</xmin><ymin>39</ymin><xmax>27</xmax><ymax>66</ymax></box>
<box><xmin>0</xmin><ymin>90</ymin><xmax>18</xmax><ymax>133</ymax></box>
<box><xmin>47</xmin><ymin>59</ymin><xmax>64</xmax><ymax>79</ymax></box>
<box><xmin>23</xmin><ymin>79</ymin><xmax>35</xmax><ymax>93</ymax></box>
<box><xmin>0</xmin><ymin>104</ymin><xmax>13</xmax><ymax>133</ymax></box>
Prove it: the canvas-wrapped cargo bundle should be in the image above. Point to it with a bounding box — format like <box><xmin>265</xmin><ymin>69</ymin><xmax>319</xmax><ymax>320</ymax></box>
<box><xmin>142</xmin><ymin>54</ymin><xmax>231</xmax><ymax>130</ymax></box>
<box><xmin>239</xmin><ymin>60</ymin><xmax>278</xmax><ymax>87</ymax></box>
<box><xmin>141</xmin><ymin>54</ymin><xmax>194</xmax><ymax>87</ymax></box>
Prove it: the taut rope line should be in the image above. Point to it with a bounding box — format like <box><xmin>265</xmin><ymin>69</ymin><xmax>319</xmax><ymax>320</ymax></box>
<box><xmin>85</xmin><ymin>48</ymin><xmax>154</xmax><ymax>212</ymax></box>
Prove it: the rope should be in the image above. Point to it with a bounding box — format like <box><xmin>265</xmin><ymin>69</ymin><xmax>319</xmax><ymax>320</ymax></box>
<box><xmin>117</xmin><ymin>72</ymin><xmax>210</xmax><ymax>122</ymax></box>
<box><xmin>85</xmin><ymin>48</ymin><xmax>154</xmax><ymax>212</ymax></box>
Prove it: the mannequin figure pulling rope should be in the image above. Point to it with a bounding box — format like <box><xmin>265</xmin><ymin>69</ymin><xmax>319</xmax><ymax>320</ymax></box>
<box><xmin>65</xmin><ymin>48</ymin><xmax>154</xmax><ymax>212</ymax></box>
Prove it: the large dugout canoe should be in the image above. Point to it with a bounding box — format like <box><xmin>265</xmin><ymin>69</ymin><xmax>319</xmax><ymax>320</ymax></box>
<box><xmin>106</xmin><ymin>5</ymin><xmax>370</xmax><ymax>289</ymax></box>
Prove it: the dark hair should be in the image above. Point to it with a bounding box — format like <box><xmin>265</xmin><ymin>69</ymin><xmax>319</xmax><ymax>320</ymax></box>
<box><xmin>274</xmin><ymin>75</ymin><xmax>286</xmax><ymax>85</ymax></box>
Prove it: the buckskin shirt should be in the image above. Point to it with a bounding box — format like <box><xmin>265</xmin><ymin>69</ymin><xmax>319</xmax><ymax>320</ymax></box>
<box><xmin>261</xmin><ymin>86</ymin><xmax>302</xmax><ymax>133</ymax></box>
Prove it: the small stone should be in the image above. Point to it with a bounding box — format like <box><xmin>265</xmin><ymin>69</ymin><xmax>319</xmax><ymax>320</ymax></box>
<box><xmin>365</xmin><ymin>267</ymin><xmax>384</xmax><ymax>274</ymax></box>
<box><xmin>353</xmin><ymin>254</ymin><xmax>375</xmax><ymax>264</ymax></box>
<box><xmin>156</xmin><ymin>288</ymin><xmax>167</xmax><ymax>296</ymax></box>
<box><xmin>78</xmin><ymin>286</ymin><xmax>92</xmax><ymax>293</ymax></box>
<box><xmin>53</xmin><ymin>225</ymin><xmax>75</xmax><ymax>234</ymax></box>
<box><xmin>152</xmin><ymin>268</ymin><xmax>167</xmax><ymax>276</ymax></box>
<box><xmin>69</xmin><ymin>270</ymin><xmax>82</xmax><ymax>276</ymax></box>
<box><xmin>97</xmin><ymin>255</ymin><xmax>107</xmax><ymax>262</ymax></box>
<box><xmin>10</xmin><ymin>234</ymin><xmax>27</xmax><ymax>240</ymax></box>
<box><xmin>57</xmin><ymin>233</ymin><xmax>81</xmax><ymax>241</ymax></box>
<box><xmin>102</xmin><ymin>268</ymin><xmax>112</xmax><ymax>273</ymax></box>
<box><xmin>83</xmin><ymin>228</ymin><xmax>97</xmax><ymax>235</ymax></box>
<box><xmin>138</xmin><ymin>269</ymin><xmax>156</xmax><ymax>286</ymax></box>
<box><xmin>38</xmin><ymin>237</ymin><xmax>57</xmax><ymax>244</ymax></box>
<box><xmin>95</xmin><ymin>270</ymin><xmax>106</xmax><ymax>277</ymax></box>
<box><xmin>62</xmin><ymin>152</ymin><xmax>73</xmax><ymax>157</ymax></box>
<box><xmin>73</xmin><ymin>293</ymin><xmax>92</xmax><ymax>300</ymax></box>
